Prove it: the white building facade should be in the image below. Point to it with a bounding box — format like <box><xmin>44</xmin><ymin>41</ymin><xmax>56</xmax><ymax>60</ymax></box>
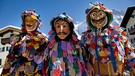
<box><xmin>120</xmin><ymin>6</ymin><xmax>135</xmax><ymax>47</ymax></box>
<box><xmin>0</xmin><ymin>25</ymin><xmax>21</xmax><ymax>67</ymax></box>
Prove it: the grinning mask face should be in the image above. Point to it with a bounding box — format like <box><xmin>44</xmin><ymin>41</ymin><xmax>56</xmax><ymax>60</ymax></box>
<box><xmin>24</xmin><ymin>15</ymin><xmax>38</xmax><ymax>31</ymax></box>
<box><xmin>90</xmin><ymin>8</ymin><xmax>107</xmax><ymax>29</ymax></box>
<box><xmin>54</xmin><ymin>20</ymin><xmax>70</xmax><ymax>40</ymax></box>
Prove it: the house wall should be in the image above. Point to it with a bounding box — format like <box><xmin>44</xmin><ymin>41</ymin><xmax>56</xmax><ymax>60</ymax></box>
<box><xmin>126</xmin><ymin>11</ymin><xmax>135</xmax><ymax>47</ymax></box>
<box><xmin>0</xmin><ymin>26</ymin><xmax>21</xmax><ymax>67</ymax></box>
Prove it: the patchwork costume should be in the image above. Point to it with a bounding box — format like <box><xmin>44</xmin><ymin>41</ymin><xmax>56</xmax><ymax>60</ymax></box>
<box><xmin>1</xmin><ymin>10</ymin><xmax>48</xmax><ymax>76</ymax></box>
<box><xmin>45</xmin><ymin>13</ymin><xmax>86</xmax><ymax>76</ymax></box>
<box><xmin>81</xmin><ymin>2</ymin><xmax>135</xmax><ymax>76</ymax></box>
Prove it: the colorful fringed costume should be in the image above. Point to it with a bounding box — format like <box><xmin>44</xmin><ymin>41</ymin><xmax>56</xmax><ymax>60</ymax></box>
<box><xmin>1</xmin><ymin>10</ymin><xmax>48</xmax><ymax>76</ymax></box>
<box><xmin>45</xmin><ymin>13</ymin><xmax>86</xmax><ymax>76</ymax></box>
<box><xmin>81</xmin><ymin>2</ymin><xmax>135</xmax><ymax>76</ymax></box>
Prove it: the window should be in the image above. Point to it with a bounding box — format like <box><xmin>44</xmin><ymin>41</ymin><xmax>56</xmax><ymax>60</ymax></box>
<box><xmin>0</xmin><ymin>59</ymin><xmax>1</xmax><ymax>65</ymax></box>
<box><xmin>10</xmin><ymin>34</ymin><xmax>14</xmax><ymax>37</ymax></box>
<box><xmin>134</xmin><ymin>38</ymin><xmax>135</xmax><ymax>42</ymax></box>
<box><xmin>6</xmin><ymin>46</ymin><xmax>9</xmax><ymax>51</ymax></box>
<box><xmin>2</xmin><ymin>47</ymin><xmax>5</xmax><ymax>52</ymax></box>
<box><xmin>0</xmin><ymin>48</ymin><xmax>2</xmax><ymax>52</ymax></box>
<box><xmin>128</xmin><ymin>28</ymin><xmax>130</xmax><ymax>32</ymax></box>
<box><xmin>131</xmin><ymin>39</ymin><xmax>133</xmax><ymax>43</ymax></box>
<box><xmin>131</xmin><ymin>26</ymin><xmax>133</xmax><ymax>29</ymax></box>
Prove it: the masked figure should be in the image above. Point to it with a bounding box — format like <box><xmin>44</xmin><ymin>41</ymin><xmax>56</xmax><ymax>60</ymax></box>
<box><xmin>45</xmin><ymin>13</ymin><xmax>86</xmax><ymax>76</ymax></box>
<box><xmin>1</xmin><ymin>10</ymin><xmax>48</xmax><ymax>76</ymax></box>
<box><xmin>81</xmin><ymin>2</ymin><xmax>135</xmax><ymax>76</ymax></box>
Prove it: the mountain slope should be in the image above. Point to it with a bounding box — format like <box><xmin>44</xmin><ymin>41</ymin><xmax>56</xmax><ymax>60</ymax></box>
<box><xmin>74</xmin><ymin>9</ymin><xmax>125</xmax><ymax>39</ymax></box>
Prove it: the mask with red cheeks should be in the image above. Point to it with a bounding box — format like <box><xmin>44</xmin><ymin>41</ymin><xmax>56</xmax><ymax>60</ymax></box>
<box><xmin>54</xmin><ymin>20</ymin><xmax>70</xmax><ymax>40</ymax></box>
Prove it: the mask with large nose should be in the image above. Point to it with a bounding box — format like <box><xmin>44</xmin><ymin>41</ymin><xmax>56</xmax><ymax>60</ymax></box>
<box><xmin>24</xmin><ymin>16</ymin><xmax>38</xmax><ymax>31</ymax></box>
<box><xmin>54</xmin><ymin>20</ymin><xmax>70</xmax><ymax>40</ymax></box>
<box><xmin>90</xmin><ymin>8</ymin><xmax>107</xmax><ymax>29</ymax></box>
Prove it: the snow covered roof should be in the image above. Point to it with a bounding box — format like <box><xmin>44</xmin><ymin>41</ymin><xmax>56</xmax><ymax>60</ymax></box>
<box><xmin>0</xmin><ymin>25</ymin><xmax>21</xmax><ymax>35</ymax></box>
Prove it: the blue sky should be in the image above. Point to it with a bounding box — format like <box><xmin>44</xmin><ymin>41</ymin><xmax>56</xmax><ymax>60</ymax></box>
<box><xmin>0</xmin><ymin>0</ymin><xmax>135</xmax><ymax>35</ymax></box>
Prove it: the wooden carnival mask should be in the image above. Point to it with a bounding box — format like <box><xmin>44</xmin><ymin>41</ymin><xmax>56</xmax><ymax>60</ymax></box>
<box><xmin>24</xmin><ymin>15</ymin><xmax>38</xmax><ymax>31</ymax></box>
<box><xmin>90</xmin><ymin>8</ymin><xmax>107</xmax><ymax>29</ymax></box>
<box><xmin>54</xmin><ymin>20</ymin><xmax>70</xmax><ymax>40</ymax></box>
<box><xmin>21</xmin><ymin>10</ymin><xmax>42</xmax><ymax>33</ymax></box>
<box><xmin>86</xmin><ymin>2</ymin><xmax>113</xmax><ymax>31</ymax></box>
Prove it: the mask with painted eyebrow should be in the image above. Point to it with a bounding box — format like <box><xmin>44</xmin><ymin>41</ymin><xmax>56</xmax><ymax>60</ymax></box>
<box><xmin>55</xmin><ymin>21</ymin><xmax>69</xmax><ymax>28</ymax></box>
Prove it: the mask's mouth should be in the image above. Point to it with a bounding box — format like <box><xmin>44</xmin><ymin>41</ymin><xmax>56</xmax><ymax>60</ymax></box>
<box><xmin>26</xmin><ymin>24</ymin><xmax>33</xmax><ymax>27</ymax></box>
<box><xmin>25</xmin><ymin>24</ymin><xmax>37</xmax><ymax>32</ymax></box>
<box><xmin>92</xmin><ymin>17</ymin><xmax>106</xmax><ymax>24</ymax></box>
